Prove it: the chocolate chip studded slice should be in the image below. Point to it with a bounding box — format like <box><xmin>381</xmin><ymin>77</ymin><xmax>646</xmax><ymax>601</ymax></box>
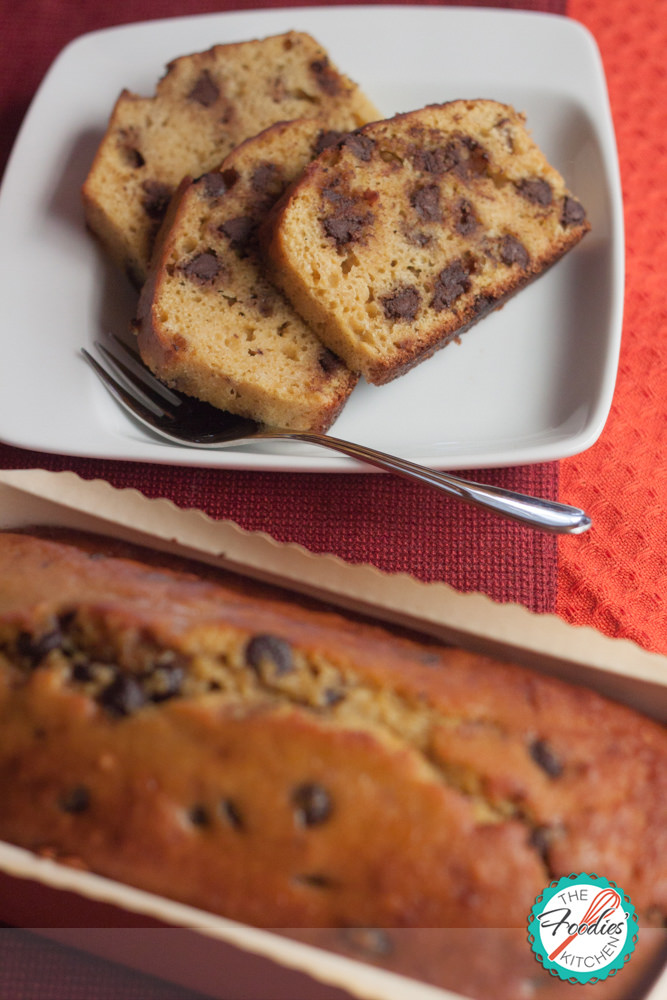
<box><xmin>292</xmin><ymin>782</ymin><xmax>332</xmax><ymax>826</ymax></box>
<box><xmin>135</xmin><ymin>116</ymin><xmax>361</xmax><ymax>435</ymax></box>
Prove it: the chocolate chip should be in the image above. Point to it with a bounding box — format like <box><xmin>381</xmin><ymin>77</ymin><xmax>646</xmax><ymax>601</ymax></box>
<box><xmin>123</xmin><ymin>147</ymin><xmax>145</xmax><ymax>169</ymax></box>
<box><xmin>292</xmin><ymin>783</ymin><xmax>332</xmax><ymax>826</ymax></box>
<box><xmin>72</xmin><ymin>661</ymin><xmax>94</xmax><ymax>682</ymax></box>
<box><xmin>220</xmin><ymin>799</ymin><xmax>244</xmax><ymax>830</ymax></box>
<box><xmin>499</xmin><ymin>234</ymin><xmax>530</xmax><ymax>268</ymax></box>
<box><xmin>561</xmin><ymin>196</ymin><xmax>586</xmax><ymax>227</ymax></box>
<box><xmin>516</xmin><ymin>177</ymin><xmax>553</xmax><ymax>206</ymax></box>
<box><xmin>220</xmin><ymin>215</ymin><xmax>255</xmax><ymax>249</ymax></box>
<box><xmin>251</xmin><ymin>162</ymin><xmax>283</xmax><ymax>198</ymax></box>
<box><xmin>60</xmin><ymin>785</ymin><xmax>90</xmax><ymax>814</ymax></box>
<box><xmin>405</xmin><ymin>229</ymin><xmax>431</xmax><ymax>247</ymax></box>
<box><xmin>530</xmin><ymin>825</ymin><xmax>553</xmax><ymax>859</ymax></box>
<box><xmin>343</xmin><ymin>133</ymin><xmax>375</xmax><ymax>162</ymax></box>
<box><xmin>199</xmin><ymin>172</ymin><xmax>227</xmax><ymax>199</ymax></box>
<box><xmin>141</xmin><ymin>180</ymin><xmax>172</xmax><ymax>221</ymax></box>
<box><xmin>321</xmin><ymin>687</ymin><xmax>345</xmax><ymax>706</ymax></box>
<box><xmin>431</xmin><ymin>260</ymin><xmax>471</xmax><ymax>311</ymax></box>
<box><xmin>460</xmin><ymin>136</ymin><xmax>489</xmax><ymax>177</ymax></box>
<box><xmin>245</xmin><ymin>634</ymin><xmax>293</xmax><ymax>678</ymax></box>
<box><xmin>17</xmin><ymin>628</ymin><xmax>62</xmax><ymax>668</ymax></box>
<box><xmin>179</xmin><ymin>250</ymin><xmax>222</xmax><ymax>284</ymax></box>
<box><xmin>340</xmin><ymin>927</ymin><xmax>393</xmax><ymax>958</ymax></box>
<box><xmin>294</xmin><ymin>873</ymin><xmax>334</xmax><ymax>889</ymax></box>
<box><xmin>493</xmin><ymin>117</ymin><xmax>515</xmax><ymax>152</ymax></box>
<box><xmin>117</xmin><ymin>128</ymin><xmax>145</xmax><ymax>169</ymax></box>
<box><xmin>454</xmin><ymin>198</ymin><xmax>478</xmax><ymax>235</ymax></box>
<box><xmin>471</xmin><ymin>294</ymin><xmax>494</xmax><ymax>317</ymax></box>
<box><xmin>412</xmin><ymin>142</ymin><xmax>460</xmax><ymax>175</ymax></box>
<box><xmin>98</xmin><ymin>674</ymin><xmax>147</xmax><ymax>717</ymax></box>
<box><xmin>309</xmin><ymin>58</ymin><xmax>342</xmax><ymax>96</ymax></box>
<box><xmin>188</xmin><ymin>70</ymin><xmax>220</xmax><ymax>107</ymax></box>
<box><xmin>411</xmin><ymin>184</ymin><xmax>440</xmax><ymax>222</ymax></box>
<box><xmin>322</xmin><ymin>184</ymin><xmax>348</xmax><ymax>206</ymax></box>
<box><xmin>530</xmin><ymin>738</ymin><xmax>563</xmax><ymax>778</ymax></box>
<box><xmin>322</xmin><ymin>208</ymin><xmax>372</xmax><ymax>247</ymax></box>
<box><xmin>318</xmin><ymin>348</ymin><xmax>345</xmax><ymax>374</ymax></box>
<box><xmin>381</xmin><ymin>285</ymin><xmax>420</xmax><ymax>321</ymax></box>
<box><xmin>412</xmin><ymin>136</ymin><xmax>487</xmax><ymax>179</ymax></box>
<box><xmin>188</xmin><ymin>804</ymin><xmax>210</xmax><ymax>827</ymax></box>
<box><xmin>221</xmin><ymin>167</ymin><xmax>240</xmax><ymax>190</ymax></box>
<box><xmin>315</xmin><ymin>130</ymin><xmax>347</xmax><ymax>155</ymax></box>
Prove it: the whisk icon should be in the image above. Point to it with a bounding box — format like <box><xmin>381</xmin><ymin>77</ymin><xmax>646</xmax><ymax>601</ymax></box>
<box><xmin>548</xmin><ymin>887</ymin><xmax>622</xmax><ymax>961</ymax></box>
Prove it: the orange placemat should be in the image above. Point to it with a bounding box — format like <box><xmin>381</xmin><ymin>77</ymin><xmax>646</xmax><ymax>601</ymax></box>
<box><xmin>558</xmin><ymin>0</ymin><xmax>667</xmax><ymax>655</ymax></box>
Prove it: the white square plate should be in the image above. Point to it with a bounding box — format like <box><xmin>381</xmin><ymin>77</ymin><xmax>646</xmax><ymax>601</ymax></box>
<box><xmin>0</xmin><ymin>5</ymin><xmax>623</xmax><ymax>472</ymax></box>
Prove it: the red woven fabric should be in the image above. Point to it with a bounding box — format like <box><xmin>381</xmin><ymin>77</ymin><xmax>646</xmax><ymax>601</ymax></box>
<box><xmin>559</xmin><ymin>0</ymin><xmax>667</xmax><ymax>654</ymax></box>
<box><xmin>0</xmin><ymin>443</ymin><xmax>559</xmax><ymax>609</ymax></box>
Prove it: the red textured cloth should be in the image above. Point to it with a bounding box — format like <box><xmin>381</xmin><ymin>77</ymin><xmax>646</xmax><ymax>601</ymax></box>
<box><xmin>559</xmin><ymin>0</ymin><xmax>667</xmax><ymax>654</ymax></box>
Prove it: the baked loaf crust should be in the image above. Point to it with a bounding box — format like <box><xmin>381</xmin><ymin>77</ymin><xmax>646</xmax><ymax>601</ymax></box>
<box><xmin>0</xmin><ymin>530</ymin><xmax>665</xmax><ymax>941</ymax></box>
<box><xmin>261</xmin><ymin>100</ymin><xmax>591</xmax><ymax>384</ymax></box>
<box><xmin>82</xmin><ymin>32</ymin><xmax>379</xmax><ymax>286</ymax></box>
<box><xmin>135</xmin><ymin>119</ymin><xmax>357</xmax><ymax>433</ymax></box>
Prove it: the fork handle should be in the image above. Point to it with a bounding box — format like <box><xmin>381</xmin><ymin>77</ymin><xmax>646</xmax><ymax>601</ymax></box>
<box><xmin>274</xmin><ymin>432</ymin><xmax>591</xmax><ymax>534</ymax></box>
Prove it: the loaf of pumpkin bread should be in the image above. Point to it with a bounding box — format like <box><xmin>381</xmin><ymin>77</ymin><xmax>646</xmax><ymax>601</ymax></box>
<box><xmin>0</xmin><ymin>529</ymin><xmax>664</xmax><ymax>945</ymax></box>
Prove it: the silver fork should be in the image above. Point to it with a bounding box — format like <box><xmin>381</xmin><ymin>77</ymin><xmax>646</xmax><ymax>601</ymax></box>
<box><xmin>81</xmin><ymin>337</ymin><xmax>591</xmax><ymax>535</ymax></box>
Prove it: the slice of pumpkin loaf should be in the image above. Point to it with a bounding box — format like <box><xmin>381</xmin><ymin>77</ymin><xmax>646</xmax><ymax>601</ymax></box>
<box><xmin>134</xmin><ymin>119</ymin><xmax>358</xmax><ymax>433</ymax></box>
<box><xmin>82</xmin><ymin>32</ymin><xmax>380</xmax><ymax>286</ymax></box>
<box><xmin>260</xmin><ymin>100</ymin><xmax>590</xmax><ymax>385</ymax></box>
